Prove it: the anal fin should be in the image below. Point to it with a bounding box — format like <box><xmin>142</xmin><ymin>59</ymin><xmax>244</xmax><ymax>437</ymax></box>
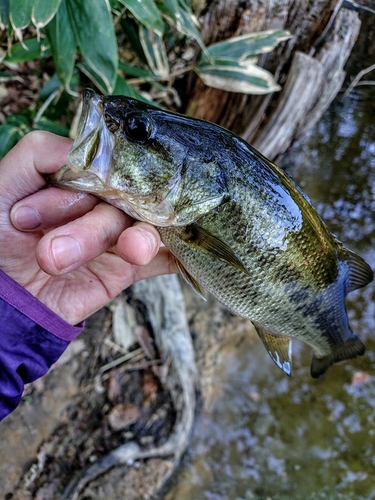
<box><xmin>253</xmin><ymin>322</ymin><xmax>292</xmax><ymax>376</ymax></box>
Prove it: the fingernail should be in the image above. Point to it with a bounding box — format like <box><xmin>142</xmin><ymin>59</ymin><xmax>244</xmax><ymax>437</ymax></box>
<box><xmin>51</xmin><ymin>236</ymin><xmax>82</xmax><ymax>271</ymax></box>
<box><xmin>136</xmin><ymin>227</ymin><xmax>156</xmax><ymax>258</ymax></box>
<box><xmin>12</xmin><ymin>206</ymin><xmax>41</xmax><ymax>230</ymax></box>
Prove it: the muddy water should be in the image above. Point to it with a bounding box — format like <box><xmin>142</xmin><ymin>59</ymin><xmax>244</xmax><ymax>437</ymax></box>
<box><xmin>168</xmin><ymin>13</ymin><xmax>375</xmax><ymax>500</ymax></box>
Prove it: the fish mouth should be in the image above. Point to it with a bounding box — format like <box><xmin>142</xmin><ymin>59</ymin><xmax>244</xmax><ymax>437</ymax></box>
<box><xmin>49</xmin><ymin>89</ymin><xmax>178</xmax><ymax>225</ymax></box>
<box><xmin>52</xmin><ymin>89</ymin><xmax>115</xmax><ymax>189</ymax></box>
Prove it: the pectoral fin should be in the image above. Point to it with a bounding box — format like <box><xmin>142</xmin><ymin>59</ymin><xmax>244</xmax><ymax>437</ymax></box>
<box><xmin>175</xmin><ymin>258</ymin><xmax>207</xmax><ymax>301</ymax></box>
<box><xmin>181</xmin><ymin>223</ymin><xmax>250</xmax><ymax>275</ymax></box>
<box><xmin>253</xmin><ymin>322</ymin><xmax>292</xmax><ymax>376</ymax></box>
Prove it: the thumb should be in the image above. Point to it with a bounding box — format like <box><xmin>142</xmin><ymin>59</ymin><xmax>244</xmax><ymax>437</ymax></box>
<box><xmin>0</xmin><ymin>131</ymin><xmax>72</xmax><ymax>210</ymax></box>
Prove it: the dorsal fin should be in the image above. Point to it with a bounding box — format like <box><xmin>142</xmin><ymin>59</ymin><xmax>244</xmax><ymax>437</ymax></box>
<box><xmin>252</xmin><ymin>322</ymin><xmax>292</xmax><ymax>376</ymax></box>
<box><xmin>181</xmin><ymin>223</ymin><xmax>250</xmax><ymax>276</ymax></box>
<box><xmin>174</xmin><ymin>258</ymin><xmax>207</xmax><ymax>301</ymax></box>
<box><xmin>345</xmin><ymin>248</ymin><xmax>373</xmax><ymax>293</ymax></box>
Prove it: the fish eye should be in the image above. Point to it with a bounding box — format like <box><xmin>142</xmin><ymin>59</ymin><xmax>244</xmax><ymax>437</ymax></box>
<box><xmin>123</xmin><ymin>111</ymin><xmax>153</xmax><ymax>142</ymax></box>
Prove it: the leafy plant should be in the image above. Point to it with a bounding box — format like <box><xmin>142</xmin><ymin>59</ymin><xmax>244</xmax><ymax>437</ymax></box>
<box><xmin>0</xmin><ymin>0</ymin><xmax>292</xmax><ymax>158</ymax></box>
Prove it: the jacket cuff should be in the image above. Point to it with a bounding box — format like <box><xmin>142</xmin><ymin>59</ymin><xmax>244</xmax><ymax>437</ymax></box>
<box><xmin>0</xmin><ymin>270</ymin><xmax>84</xmax><ymax>342</ymax></box>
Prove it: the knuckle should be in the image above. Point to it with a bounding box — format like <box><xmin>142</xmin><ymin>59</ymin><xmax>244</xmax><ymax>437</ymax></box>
<box><xmin>21</xmin><ymin>130</ymin><xmax>50</xmax><ymax>150</ymax></box>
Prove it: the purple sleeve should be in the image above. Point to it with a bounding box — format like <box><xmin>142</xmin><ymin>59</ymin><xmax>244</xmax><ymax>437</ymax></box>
<box><xmin>0</xmin><ymin>270</ymin><xmax>83</xmax><ymax>420</ymax></box>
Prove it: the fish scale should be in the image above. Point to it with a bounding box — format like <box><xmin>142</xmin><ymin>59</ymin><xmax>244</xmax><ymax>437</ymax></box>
<box><xmin>49</xmin><ymin>89</ymin><xmax>374</xmax><ymax>378</ymax></box>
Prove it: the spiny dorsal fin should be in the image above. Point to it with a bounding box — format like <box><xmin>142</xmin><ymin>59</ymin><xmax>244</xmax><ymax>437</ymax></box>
<box><xmin>345</xmin><ymin>248</ymin><xmax>373</xmax><ymax>293</ymax></box>
<box><xmin>181</xmin><ymin>223</ymin><xmax>250</xmax><ymax>276</ymax></box>
<box><xmin>174</xmin><ymin>258</ymin><xmax>207</xmax><ymax>301</ymax></box>
<box><xmin>253</xmin><ymin>322</ymin><xmax>292</xmax><ymax>376</ymax></box>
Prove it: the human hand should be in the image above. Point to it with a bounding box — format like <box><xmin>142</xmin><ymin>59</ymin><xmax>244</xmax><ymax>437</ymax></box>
<box><xmin>0</xmin><ymin>131</ymin><xmax>176</xmax><ymax>325</ymax></box>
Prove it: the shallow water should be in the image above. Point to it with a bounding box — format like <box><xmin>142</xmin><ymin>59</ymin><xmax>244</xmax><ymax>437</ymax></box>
<box><xmin>168</xmin><ymin>12</ymin><xmax>375</xmax><ymax>500</ymax></box>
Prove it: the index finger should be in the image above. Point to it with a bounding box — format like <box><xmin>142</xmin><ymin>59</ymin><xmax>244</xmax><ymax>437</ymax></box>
<box><xmin>0</xmin><ymin>131</ymin><xmax>72</xmax><ymax>208</ymax></box>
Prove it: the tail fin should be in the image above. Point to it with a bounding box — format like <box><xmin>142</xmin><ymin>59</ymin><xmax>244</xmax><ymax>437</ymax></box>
<box><xmin>310</xmin><ymin>334</ymin><xmax>365</xmax><ymax>378</ymax></box>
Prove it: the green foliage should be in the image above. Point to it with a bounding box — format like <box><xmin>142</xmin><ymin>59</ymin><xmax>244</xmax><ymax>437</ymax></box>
<box><xmin>0</xmin><ymin>0</ymin><xmax>292</xmax><ymax>158</ymax></box>
<box><xmin>0</xmin><ymin>111</ymin><xmax>70</xmax><ymax>159</ymax></box>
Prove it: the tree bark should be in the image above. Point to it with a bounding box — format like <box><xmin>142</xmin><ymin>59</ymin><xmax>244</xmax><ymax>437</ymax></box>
<box><xmin>186</xmin><ymin>0</ymin><xmax>360</xmax><ymax>160</ymax></box>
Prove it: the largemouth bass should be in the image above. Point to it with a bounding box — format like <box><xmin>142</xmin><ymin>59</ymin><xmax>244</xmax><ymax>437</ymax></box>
<box><xmin>50</xmin><ymin>89</ymin><xmax>373</xmax><ymax>378</ymax></box>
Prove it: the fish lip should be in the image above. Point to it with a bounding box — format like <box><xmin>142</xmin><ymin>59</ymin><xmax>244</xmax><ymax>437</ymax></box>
<box><xmin>60</xmin><ymin>89</ymin><xmax>115</xmax><ymax>185</ymax></box>
<box><xmin>76</xmin><ymin>88</ymin><xmax>104</xmax><ymax>145</ymax></box>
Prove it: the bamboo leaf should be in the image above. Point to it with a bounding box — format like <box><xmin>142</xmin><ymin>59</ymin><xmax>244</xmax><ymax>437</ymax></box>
<box><xmin>67</xmin><ymin>0</ymin><xmax>118</xmax><ymax>93</ymax></box>
<box><xmin>77</xmin><ymin>62</ymin><xmax>109</xmax><ymax>95</ymax></box>
<box><xmin>45</xmin><ymin>0</ymin><xmax>76</xmax><ymax>91</ymax></box>
<box><xmin>0</xmin><ymin>114</ymin><xmax>32</xmax><ymax>158</ymax></box>
<box><xmin>9</xmin><ymin>0</ymin><xmax>33</xmax><ymax>30</ymax></box>
<box><xmin>118</xmin><ymin>61</ymin><xmax>156</xmax><ymax>79</ymax></box>
<box><xmin>113</xmin><ymin>75</ymin><xmax>163</xmax><ymax>106</ymax></box>
<box><xmin>32</xmin><ymin>0</ymin><xmax>62</xmax><ymax>29</ymax></box>
<box><xmin>33</xmin><ymin>117</ymin><xmax>70</xmax><ymax>136</ymax></box>
<box><xmin>119</xmin><ymin>0</ymin><xmax>164</xmax><ymax>35</ymax></box>
<box><xmin>175</xmin><ymin>8</ymin><xmax>206</xmax><ymax>53</ymax></box>
<box><xmin>196</xmin><ymin>60</ymin><xmax>281</xmax><ymax>95</ymax></box>
<box><xmin>113</xmin><ymin>75</ymin><xmax>152</xmax><ymax>102</ymax></box>
<box><xmin>0</xmin><ymin>124</ymin><xmax>21</xmax><ymax>159</ymax></box>
<box><xmin>39</xmin><ymin>73</ymin><xmax>62</xmax><ymax>100</ymax></box>
<box><xmin>0</xmin><ymin>0</ymin><xmax>9</xmax><ymax>26</ymax></box>
<box><xmin>109</xmin><ymin>0</ymin><xmax>122</xmax><ymax>12</ymax></box>
<box><xmin>157</xmin><ymin>0</ymin><xmax>179</xmax><ymax>22</ymax></box>
<box><xmin>158</xmin><ymin>1</ymin><xmax>206</xmax><ymax>54</ymax></box>
<box><xmin>3</xmin><ymin>37</ymin><xmax>51</xmax><ymax>63</ymax></box>
<box><xmin>139</xmin><ymin>25</ymin><xmax>169</xmax><ymax>77</ymax></box>
<box><xmin>202</xmin><ymin>29</ymin><xmax>292</xmax><ymax>62</ymax></box>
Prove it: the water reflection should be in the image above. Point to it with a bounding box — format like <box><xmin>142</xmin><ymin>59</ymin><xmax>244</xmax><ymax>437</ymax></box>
<box><xmin>168</xmin><ymin>16</ymin><xmax>375</xmax><ymax>500</ymax></box>
<box><xmin>282</xmin><ymin>91</ymin><xmax>375</xmax><ymax>250</ymax></box>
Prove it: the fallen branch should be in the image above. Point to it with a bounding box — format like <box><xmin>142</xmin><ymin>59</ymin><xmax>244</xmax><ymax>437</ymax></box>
<box><xmin>343</xmin><ymin>63</ymin><xmax>375</xmax><ymax>98</ymax></box>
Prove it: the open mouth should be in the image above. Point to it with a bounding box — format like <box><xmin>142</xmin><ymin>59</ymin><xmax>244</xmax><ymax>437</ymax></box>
<box><xmin>53</xmin><ymin>89</ymin><xmax>115</xmax><ymax>187</ymax></box>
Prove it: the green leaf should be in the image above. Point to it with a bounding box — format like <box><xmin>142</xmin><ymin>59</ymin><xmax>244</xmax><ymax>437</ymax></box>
<box><xmin>198</xmin><ymin>56</ymin><xmax>258</xmax><ymax>69</ymax></box>
<box><xmin>0</xmin><ymin>113</ymin><xmax>33</xmax><ymax>158</ymax></box>
<box><xmin>158</xmin><ymin>2</ymin><xmax>206</xmax><ymax>54</ymax></box>
<box><xmin>77</xmin><ymin>61</ymin><xmax>109</xmax><ymax>95</ymax></box>
<box><xmin>114</xmin><ymin>75</ymin><xmax>163</xmax><ymax>106</ymax></box>
<box><xmin>139</xmin><ymin>25</ymin><xmax>169</xmax><ymax>77</ymax></box>
<box><xmin>119</xmin><ymin>0</ymin><xmax>164</xmax><ymax>35</ymax></box>
<box><xmin>32</xmin><ymin>0</ymin><xmax>62</xmax><ymax>29</ymax></box>
<box><xmin>175</xmin><ymin>8</ymin><xmax>206</xmax><ymax>53</ymax></box>
<box><xmin>0</xmin><ymin>124</ymin><xmax>21</xmax><ymax>159</ymax></box>
<box><xmin>120</xmin><ymin>16</ymin><xmax>147</xmax><ymax>63</ymax></box>
<box><xmin>0</xmin><ymin>70</ymin><xmax>18</xmax><ymax>82</ymax></box>
<box><xmin>0</xmin><ymin>0</ymin><xmax>9</xmax><ymax>26</ymax></box>
<box><xmin>118</xmin><ymin>61</ymin><xmax>155</xmax><ymax>79</ymax></box>
<box><xmin>33</xmin><ymin>117</ymin><xmax>70</xmax><ymax>136</ymax></box>
<box><xmin>39</xmin><ymin>73</ymin><xmax>62</xmax><ymax>100</ymax></box>
<box><xmin>109</xmin><ymin>0</ymin><xmax>122</xmax><ymax>12</ymax></box>
<box><xmin>45</xmin><ymin>0</ymin><xmax>76</xmax><ymax>91</ymax></box>
<box><xmin>196</xmin><ymin>60</ymin><xmax>281</xmax><ymax>95</ymax></box>
<box><xmin>67</xmin><ymin>0</ymin><xmax>118</xmax><ymax>93</ymax></box>
<box><xmin>3</xmin><ymin>37</ymin><xmax>51</xmax><ymax>63</ymax></box>
<box><xmin>178</xmin><ymin>0</ymin><xmax>193</xmax><ymax>12</ymax></box>
<box><xmin>157</xmin><ymin>0</ymin><xmax>179</xmax><ymax>22</ymax></box>
<box><xmin>6</xmin><ymin>113</ymin><xmax>30</xmax><ymax>126</ymax></box>
<box><xmin>9</xmin><ymin>0</ymin><xmax>33</xmax><ymax>30</ymax></box>
<box><xmin>202</xmin><ymin>29</ymin><xmax>292</xmax><ymax>62</ymax></box>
